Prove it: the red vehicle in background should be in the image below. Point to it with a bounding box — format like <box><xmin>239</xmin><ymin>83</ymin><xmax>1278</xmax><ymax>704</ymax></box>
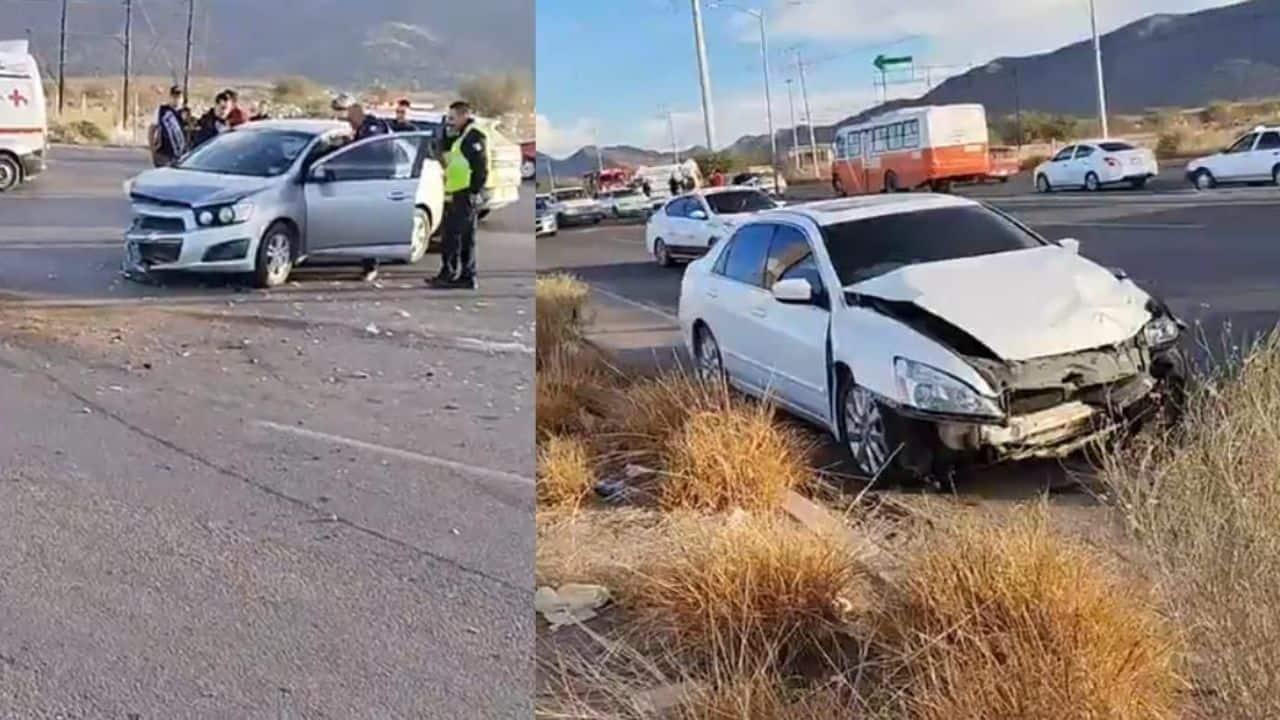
<box><xmin>985</xmin><ymin>145</ymin><xmax>1020</xmax><ymax>182</ymax></box>
<box><xmin>521</xmin><ymin>141</ymin><xmax>536</xmax><ymax>181</ymax></box>
<box><xmin>583</xmin><ymin>167</ymin><xmax>632</xmax><ymax>196</ymax></box>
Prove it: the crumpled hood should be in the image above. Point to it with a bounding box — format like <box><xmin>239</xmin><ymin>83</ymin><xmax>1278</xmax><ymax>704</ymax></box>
<box><xmin>129</xmin><ymin>167</ymin><xmax>273</xmax><ymax>207</ymax></box>
<box><xmin>848</xmin><ymin>245</ymin><xmax>1152</xmax><ymax>361</ymax></box>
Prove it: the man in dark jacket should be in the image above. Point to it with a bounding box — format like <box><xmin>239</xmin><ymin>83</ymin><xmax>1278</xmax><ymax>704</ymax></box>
<box><xmin>344</xmin><ymin>102</ymin><xmax>392</xmax><ymax>282</ymax></box>
<box><xmin>389</xmin><ymin>98</ymin><xmax>417</xmax><ymax>133</ymax></box>
<box><xmin>192</xmin><ymin>91</ymin><xmax>231</xmax><ymax>148</ymax></box>
<box><xmin>152</xmin><ymin>85</ymin><xmax>187</xmax><ymax>167</ymax></box>
<box><xmin>429</xmin><ymin>100</ymin><xmax>487</xmax><ymax>290</ymax></box>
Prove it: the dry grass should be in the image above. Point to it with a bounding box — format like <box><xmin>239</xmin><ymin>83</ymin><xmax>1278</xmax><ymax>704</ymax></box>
<box><xmin>1102</xmin><ymin>333</ymin><xmax>1280</xmax><ymax>718</ymax></box>
<box><xmin>873</xmin><ymin>508</ymin><xmax>1180</xmax><ymax>720</ymax></box>
<box><xmin>536</xmin><ymin>343</ymin><xmax>619</xmax><ymax>439</ymax></box>
<box><xmin>536</xmin><ymin>273</ymin><xmax>592</xmax><ymax>362</ymax></box>
<box><xmin>627</xmin><ymin>513</ymin><xmax>866</xmax><ymax>669</ymax></box>
<box><xmin>537</xmin><ymin>435</ymin><xmax>597</xmax><ymax>513</ymax></box>
<box><xmin>660</xmin><ymin>402</ymin><xmax>811</xmax><ymax>512</ymax></box>
<box><xmin>535</xmin><ymin>507</ymin><xmax>669</xmax><ymax>590</ymax></box>
<box><xmin>605</xmin><ymin>371</ymin><xmax>736</xmax><ymax>458</ymax></box>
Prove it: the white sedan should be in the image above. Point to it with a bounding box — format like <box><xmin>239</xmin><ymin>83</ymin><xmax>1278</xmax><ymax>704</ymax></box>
<box><xmin>1185</xmin><ymin>126</ymin><xmax>1280</xmax><ymax>189</ymax></box>
<box><xmin>1033</xmin><ymin>139</ymin><xmax>1158</xmax><ymax>192</ymax></box>
<box><xmin>645</xmin><ymin>186</ymin><xmax>778</xmax><ymax>267</ymax></box>
<box><xmin>677</xmin><ymin>194</ymin><xmax>1186</xmax><ymax>481</ymax></box>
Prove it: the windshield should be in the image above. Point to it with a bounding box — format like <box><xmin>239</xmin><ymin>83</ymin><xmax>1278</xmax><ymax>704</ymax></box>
<box><xmin>614</xmin><ymin>191</ymin><xmax>641</xmax><ymax>200</ymax></box>
<box><xmin>705</xmin><ymin>189</ymin><xmax>776</xmax><ymax>215</ymax></box>
<box><xmin>178</xmin><ymin>129</ymin><xmax>315</xmax><ymax>177</ymax></box>
<box><xmin>1099</xmin><ymin>141</ymin><xmax>1136</xmax><ymax>152</ymax></box>
<box><xmin>555</xmin><ymin>189</ymin><xmax>587</xmax><ymax>201</ymax></box>
<box><xmin>822</xmin><ymin>205</ymin><xmax>1045</xmax><ymax>286</ymax></box>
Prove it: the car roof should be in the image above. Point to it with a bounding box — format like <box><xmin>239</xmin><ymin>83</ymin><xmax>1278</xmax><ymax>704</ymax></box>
<box><xmin>761</xmin><ymin>193</ymin><xmax>976</xmax><ymax>226</ymax></box>
<box><xmin>240</xmin><ymin>118</ymin><xmax>349</xmax><ymax>135</ymax></box>
<box><xmin>698</xmin><ymin>184</ymin><xmax>765</xmax><ymax>196</ymax></box>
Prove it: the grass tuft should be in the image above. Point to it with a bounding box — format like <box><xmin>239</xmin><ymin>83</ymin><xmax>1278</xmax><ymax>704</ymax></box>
<box><xmin>536</xmin><ymin>273</ymin><xmax>591</xmax><ymax>361</ymax></box>
<box><xmin>537</xmin><ymin>435</ymin><xmax>597</xmax><ymax>512</ymax></box>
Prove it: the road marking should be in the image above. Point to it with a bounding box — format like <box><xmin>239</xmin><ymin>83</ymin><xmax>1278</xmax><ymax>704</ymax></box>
<box><xmin>591</xmin><ymin>285</ymin><xmax>679</xmax><ymax>323</ymax></box>
<box><xmin>1038</xmin><ymin>222</ymin><xmax>1206</xmax><ymax>230</ymax></box>
<box><xmin>254</xmin><ymin>420</ymin><xmax>533</xmax><ymax>487</ymax></box>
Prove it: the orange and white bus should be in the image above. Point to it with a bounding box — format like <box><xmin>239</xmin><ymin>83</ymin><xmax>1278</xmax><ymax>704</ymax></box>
<box><xmin>830</xmin><ymin>104</ymin><xmax>990</xmax><ymax>195</ymax></box>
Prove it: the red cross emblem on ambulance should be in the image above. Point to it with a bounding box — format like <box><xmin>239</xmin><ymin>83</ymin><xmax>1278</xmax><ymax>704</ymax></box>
<box><xmin>8</xmin><ymin>89</ymin><xmax>29</xmax><ymax>107</ymax></box>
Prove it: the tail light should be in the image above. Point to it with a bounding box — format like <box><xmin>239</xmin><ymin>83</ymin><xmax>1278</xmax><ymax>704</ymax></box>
<box><xmin>1104</xmin><ymin>157</ymin><xmax>1120</xmax><ymax>168</ymax></box>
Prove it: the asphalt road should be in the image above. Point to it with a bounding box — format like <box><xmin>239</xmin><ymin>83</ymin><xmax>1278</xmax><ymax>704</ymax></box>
<box><xmin>0</xmin><ymin>146</ymin><xmax>534</xmax><ymax>718</ymax></box>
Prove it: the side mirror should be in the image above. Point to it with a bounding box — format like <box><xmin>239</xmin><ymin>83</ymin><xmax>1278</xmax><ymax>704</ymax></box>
<box><xmin>775</xmin><ymin>200</ymin><xmax>788</xmax><ymax>207</ymax></box>
<box><xmin>309</xmin><ymin>166</ymin><xmax>334</xmax><ymax>183</ymax></box>
<box><xmin>1058</xmin><ymin>237</ymin><xmax>1080</xmax><ymax>255</ymax></box>
<box><xmin>771</xmin><ymin>278</ymin><xmax>814</xmax><ymax>304</ymax></box>
<box><xmin>689</xmin><ymin>209</ymin><xmax>708</xmax><ymax>221</ymax></box>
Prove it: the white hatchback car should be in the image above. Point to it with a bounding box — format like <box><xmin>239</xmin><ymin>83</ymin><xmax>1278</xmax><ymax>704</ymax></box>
<box><xmin>1185</xmin><ymin>126</ymin><xmax>1280</xmax><ymax>189</ymax></box>
<box><xmin>1033</xmin><ymin>139</ymin><xmax>1158</xmax><ymax>192</ymax></box>
<box><xmin>645</xmin><ymin>186</ymin><xmax>778</xmax><ymax>267</ymax></box>
<box><xmin>677</xmin><ymin>194</ymin><xmax>1186</xmax><ymax>481</ymax></box>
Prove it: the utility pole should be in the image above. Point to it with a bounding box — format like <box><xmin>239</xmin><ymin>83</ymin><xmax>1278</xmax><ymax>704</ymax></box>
<box><xmin>689</xmin><ymin>0</ymin><xmax>717</xmax><ymax>150</ymax></box>
<box><xmin>593</xmin><ymin>128</ymin><xmax>605</xmax><ymax>176</ymax></box>
<box><xmin>662</xmin><ymin>109</ymin><xmax>680</xmax><ymax>165</ymax></box>
<box><xmin>1088</xmin><ymin>0</ymin><xmax>1109</xmax><ymax>138</ymax></box>
<box><xmin>122</xmin><ymin>0</ymin><xmax>133</xmax><ymax>129</ymax></box>
<box><xmin>794</xmin><ymin>49</ymin><xmax>819</xmax><ymax>179</ymax></box>
<box><xmin>1013</xmin><ymin>66</ymin><xmax>1023</xmax><ymax>151</ymax></box>
<box><xmin>785</xmin><ymin>78</ymin><xmax>799</xmax><ymax>171</ymax></box>
<box><xmin>752</xmin><ymin>8</ymin><xmax>778</xmax><ymax>191</ymax></box>
<box><xmin>182</xmin><ymin>0</ymin><xmax>196</xmax><ymax>105</ymax></box>
<box><xmin>57</xmin><ymin>0</ymin><xmax>68</xmax><ymax>114</ymax></box>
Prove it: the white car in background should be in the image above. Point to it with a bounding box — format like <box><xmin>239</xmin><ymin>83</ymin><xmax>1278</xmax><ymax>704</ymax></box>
<box><xmin>645</xmin><ymin>186</ymin><xmax>778</xmax><ymax>267</ymax></box>
<box><xmin>549</xmin><ymin>186</ymin><xmax>605</xmax><ymax>226</ymax></box>
<box><xmin>677</xmin><ymin>194</ymin><xmax>1186</xmax><ymax>482</ymax></box>
<box><xmin>1185</xmin><ymin>126</ymin><xmax>1280</xmax><ymax>189</ymax></box>
<box><xmin>1033</xmin><ymin>139</ymin><xmax>1158</xmax><ymax>192</ymax></box>
<box><xmin>732</xmin><ymin>170</ymin><xmax>788</xmax><ymax>196</ymax></box>
<box><xmin>597</xmin><ymin>188</ymin><xmax>652</xmax><ymax>219</ymax></box>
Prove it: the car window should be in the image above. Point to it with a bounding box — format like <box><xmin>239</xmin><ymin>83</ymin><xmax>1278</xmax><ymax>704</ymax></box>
<box><xmin>1051</xmin><ymin>146</ymin><xmax>1075</xmax><ymax>162</ymax></box>
<box><xmin>1226</xmin><ymin>134</ymin><xmax>1257</xmax><ymax>154</ymax></box>
<box><xmin>1098</xmin><ymin>141</ymin><xmax>1135</xmax><ymax>152</ymax></box>
<box><xmin>717</xmin><ymin>224</ymin><xmax>773</xmax><ymax>287</ymax></box>
<box><xmin>320</xmin><ymin>136</ymin><xmax>415</xmax><ymax>181</ymax></box>
<box><xmin>555</xmin><ymin>189</ymin><xmax>587</xmax><ymax>201</ymax></box>
<box><xmin>666</xmin><ymin>198</ymin><xmax>688</xmax><ymax>218</ymax></box>
<box><xmin>1256</xmin><ymin>131</ymin><xmax>1280</xmax><ymax>150</ymax></box>
<box><xmin>764</xmin><ymin>225</ymin><xmax>820</xmax><ymax>290</ymax></box>
<box><xmin>178</xmin><ymin>129</ymin><xmax>315</xmax><ymax>177</ymax></box>
<box><xmin>821</xmin><ymin>205</ymin><xmax>1045</xmax><ymax>286</ymax></box>
<box><xmin>1074</xmin><ymin>145</ymin><xmax>1095</xmax><ymax>158</ymax></box>
<box><xmin>704</xmin><ymin>190</ymin><xmax>776</xmax><ymax>215</ymax></box>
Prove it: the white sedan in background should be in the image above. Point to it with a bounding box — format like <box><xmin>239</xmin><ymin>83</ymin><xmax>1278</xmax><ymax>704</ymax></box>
<box><xmin>1185</xmin><ymin>125</ymin><xmax>1280</xmax><ymax>189</ymax></box>
<box><xmin>1034</xmin><ymin>139</ymin><xmax>1158</xmax><ymax>192</ymax></box>
<box><xmin>677</xmin><ymin>194</ymin><xmax>1186</xmax><ymax>482</ymax></box>
<box><xmin>597</xmin><ymin>188</ymin><xmax>652</xmax><ymax>219</ymax></box>
<box><xmin>645</xmin><ymin>186</ymin><xmax>778</xmax><ymax>267</ymax></box>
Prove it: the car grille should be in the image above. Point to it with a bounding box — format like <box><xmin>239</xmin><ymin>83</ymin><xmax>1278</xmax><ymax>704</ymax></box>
<box><xmin>136</xmin><ymin>215</ymin><xmax>186</xmax><ymax>233</ymax></box>
<box><xmin>1006</xmin><ymin>375</ymin><xmax>1149</xmax><ymax>415</ymax></box>
<box><xmin>138</xmin><ymin>241</ymin><xmax>182</xmax><ymax>265</ymax></box>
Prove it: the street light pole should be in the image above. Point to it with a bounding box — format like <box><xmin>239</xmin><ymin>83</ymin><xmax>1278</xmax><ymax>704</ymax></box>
<box><xmin>57</xmin><ymin>0</ymin><xmax>68</xmax><ymax>114</ymax></box>
<box><xmin>1088</xmin><ymin>0</ymin><xmax>1109</xmax><ymax>138</ymax></box>
<box><xmin>122</xmin><ymin>0</ymin><xmax>133</xmax><ymax>129</ymax></box>
<box><xmin>662</xmin><ymin>109</ymin><xmax>681</xmax><ymax>165</ymax></box>
<box><xmin>794</xmin><ymin>49</ymin><xmax>819</xmax><ymax>179</ymax></box>
<box><xmin>182</xmin><ymin>0</ymin><xmax>196</xmax><ymax>106</ymax></box>
<box><xmin>690</xmin><ymin>0</ymin><xmax>717</xmax><ymax>150</ymax></box>
<box><xmin>785</xmin><ymin>78</ymin><xmax>799</xmax><ymax>171</ymax></box>
<box><xmin>709</xmin><ymin>3</ymin><xmax>779</xmax><ymax>190</ymax></box>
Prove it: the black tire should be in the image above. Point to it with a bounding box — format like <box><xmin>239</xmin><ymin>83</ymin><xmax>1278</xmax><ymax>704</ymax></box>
<box><xmin>832</xmin><ymin>175</ymin><xmax>846</xmax><ymax>197</ymax></box>
<box><xmin>1192</xmin><ymin>169</ymin><xmax>1216</xmax><ymax>191</ymax></box>
<box><xmin>0</xmin><ymin>154</ymin><xmax>20</xmax><ymax>193</ymax></box>
<box><xmin>654</xmin><ymin>238</ymin><xmax>673</xmax><ymax>268</ymax></box>
<box><xmin>693</xmin><ymin>324</ymin><xmax>725</xmax><ymax>385</ymax></box>
<box><xmin>1036</xmin><ymin>174</ymin><xmax>1052</xmax><ymax>193</ymax></box>
<box><xmin>556</xmin><ymin>213</ymin><xmax>567</xmax><ymax>227</ymax></box>
<box><xmin>836</xmin><ymin>374</ymin><xmax>908</xmax><ymax>482</ymax></box>
<box><xmin>998</xmin><ymin>176</ymin><xmax>1009</xmax><ymax>184</ymax></box>
<box><xmin>884</xmin><ymin>171</ymin><xmax>899</xmax><ymax>193</ymax></box>
<box><xmin>253</xmin><ymin>221</ymin><xmax>296</xmax><ymax>289</ymax></box>
<box><xmin>409</xmin><ymin>207</ymin><xmax>432</xmax><ymax>264</ymax></box>
<box><xmin>1085</xmin><ymin>171</ymin><xmax>1101</xmax><ymax>192</ymax></box>
<box><xmin>1273</xmin><ymin>165</ymin><xmax>1280</xmax><ymax>186</ymax></box>
<box><xmin>1129</xmin><ymin>177</ymin><xmax>1149</xmax><ymax>190</ymax></box>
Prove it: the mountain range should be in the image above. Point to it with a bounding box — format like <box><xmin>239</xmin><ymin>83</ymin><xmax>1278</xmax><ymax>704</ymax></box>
<box><xmin>542</xmin><ymin>0</ymin><xmax>1280</xmax><ymax>176</ymax></box>
<box><xmin>9</xmin><ymin>0</ymin><xmax>532</xmax><ymax>89</ymax></box>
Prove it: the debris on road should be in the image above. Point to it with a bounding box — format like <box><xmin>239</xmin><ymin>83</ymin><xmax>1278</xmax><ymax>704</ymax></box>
<box><xmin>535</xmin><ymin>583</ymin><xmax>611</xmax><ymax>630</ymax></box>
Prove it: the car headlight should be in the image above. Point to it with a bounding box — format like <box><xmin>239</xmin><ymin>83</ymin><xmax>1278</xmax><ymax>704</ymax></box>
<box><xmin>196</xmin><ymin>199</ymin><xmax>254</xmax><ymax>227</ymax></box>
<box><xmin>1143</xmin><ymin>315</ymin><xmax>1180</xmax><ymax>347</ymax></box>
<box><xmin>893</xmin><ymin>358</ymin><xmax>1003</xmax><ymax>418</ymax></box>
<box><xmin>122</xmin><ymin>179</ymin><xmax>135</xmax><ymax>195</ymax></box>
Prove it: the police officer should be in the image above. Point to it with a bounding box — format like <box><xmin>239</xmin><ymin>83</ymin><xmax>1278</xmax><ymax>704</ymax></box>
<box><xmin>389</xmin><ymin>98</ymin><xmax>417</xmax><ymax>133</ymax></box>
<box><xmin>430</xmin><ymin>100</ymin><xmax>488</xmax><ymax>290</ymax></box>
<box><xmin>345</xmin><ymin>102</ymin><xmax>391</xmax><ymax>282</ymax></box>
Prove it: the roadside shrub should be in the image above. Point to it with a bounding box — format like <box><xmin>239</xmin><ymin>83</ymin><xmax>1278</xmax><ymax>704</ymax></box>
<box><xmin>605</xmin><ymin>371</ymin><xmax>730</xmax><ymax>458</ymax></box>
<box><xmin>1156</xmin><ymin>131</ymin><xmax>1185</xmax><ymax>158</ymax></box>
<box><xmin>537</xmin><ymin>435</ymin><xmax>596</xmax><ymax>512</ymax></box>
<box><xmin>535</xmin><ymin>343</ymin><xmax>615</xmax><ymax>438</ymax></box>
<box><xmin>536</xmin><ymin>273</ymin><xmax>590</xmax><ymax>361</ymax></box>
<box><xmin>660</xmin><ymin>402</ymin><xmax>810</xmax><ymax>512</ymax></box>
<box><xmin>71</xmin><ymin>119</ymin><xmax>109</xmax><ymax>144</ymax></box>
<box><xmin>1102</xmin><ymin>332</ymin><xmax>1280</xmax><ymax>718</ymax></box>
<box><xmin>874</xmin><ymin>509</ymin><xmax>1180</xmax><ymax>720</ymax></box>
<box><xmin>629</xmin><ymin>513</ymin><xmax>865</xmax><ymax>668</ymax></box>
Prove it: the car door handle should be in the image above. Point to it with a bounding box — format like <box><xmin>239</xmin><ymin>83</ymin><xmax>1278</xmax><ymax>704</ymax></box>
<box><xmin>706</xmin><ymin>289</ymin><xmax>719</xmax><ymax>300</ymax></box>
<box><xmin>387</xmin><ymin>191</ymin><xmax>410</xmax><ymax>201</ymax></box>
<box><xmin>750</xmin><ymin>307</ymin><xmax>767</xmax><ymax>319</ymax></box>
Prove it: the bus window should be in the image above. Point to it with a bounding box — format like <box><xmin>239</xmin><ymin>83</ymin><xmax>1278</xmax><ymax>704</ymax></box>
<box><xmin>834</xmin><ymin>133</ymin><xmax>847</xmax><ymax>159</ymax></box>
<box><xmin>849</xmin><ymin>132</ymin><xmax>861</xmax><ymax>158</ymax></box>
<box><xmin>873</xmin><ymin>127</ymin><xmax>887</xmax><ymax>153</ymax></box>
<box><xmin>905</xmin><ymin>120</ymin><xmax>920</xmax><ymax>149</ymax></box>
<box><xmin>888</xmin><ymin>123</ymin><xmax>903</xmax><ymax>151</ymax></box>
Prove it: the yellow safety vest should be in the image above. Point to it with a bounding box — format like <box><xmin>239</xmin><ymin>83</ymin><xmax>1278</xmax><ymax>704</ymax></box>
<box><xmin>444</xmin><ymin>124</ymin><xmax>491</xmax><ymax>195</ymax></box>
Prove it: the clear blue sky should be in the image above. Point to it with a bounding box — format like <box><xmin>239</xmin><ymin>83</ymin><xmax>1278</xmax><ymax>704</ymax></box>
<box><xmin>535</xmin><ymin>0</ymin><xmax>1243</xmax><ymax>158</ymax></box>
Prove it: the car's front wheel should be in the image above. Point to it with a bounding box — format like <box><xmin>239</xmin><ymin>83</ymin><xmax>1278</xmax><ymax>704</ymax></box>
<box><xmin>409</xmin><ymin>207</ymin><xmax>432</xmax><ymax>264</ymax></box>
<box><xmin>654</xmin><ymin>238</ymin><xmax>673</xmax><ymax>268</ymax></box>
<box><xmin>694</xmin><ymin>325</ymin><xmax>725</xmax><ymax>384</ymax></box>
<box><xmin>253</xmin><ymin>221</ymin><xmax>296</xmax><ymax>288</ymax></box>
<box><xmin>1035</xmin><ymin>174</ymin><xmax>1052</xmax><ymax>193</ymax></box>
<box><xmin>1192</xmin><ymin>169</ymin><xmax>1216</xmax><ymax>190</ymax></box>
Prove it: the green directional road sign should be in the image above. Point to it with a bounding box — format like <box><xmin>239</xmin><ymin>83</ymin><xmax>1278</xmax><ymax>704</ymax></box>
<box><xmin>873</xmin><ymin>54</ymin><xmax>913</xmax><ymax>71</ymax></box>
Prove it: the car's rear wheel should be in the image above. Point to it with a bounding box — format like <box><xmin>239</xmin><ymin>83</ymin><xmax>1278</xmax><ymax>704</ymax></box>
<box><xmin>1084</xmin><ymin>171</ymin><xmax>1101</xmax><ymax>192</ymax></box>
<box><xmin>832</xmin><ymin>175</ymin><xmax>846</xmax><ymax>197</ymax></box>
<box><xmin>1129</xmin><ymin>177</ymin><xmax>1149</xmax><ymax>190</ymax></box>
<box><xmin>884</xmin><ymin>171</ymin><xmax>899</xmax><ymax>193</ymax></box>
<box><xmin>1272</xmin><ymin>165</ymin><xmax>1280</xmax><ymax>186</ymax></box>
<box><xmin>654</xmin><ymin>238</ymin><xmax>673</xmax><ymax>268</ymax></box>
<box><xmin>1036</xmin><ymin>174</ymin><xmax>1052</xmax><ymax>193</ymax></box>
<box><xmin>253</xmin><ymin>221</ymin><xmax>296</xmax><ymax>289</ymax></box>
<box><xmin>1193</xmin><ymin>169</ymin><xmax>1216</xmax><ymax>190</ymax></box>
<box><xmin>694</xmin><ymin>325</ymin><xmax>725</xmax><ymax>384</ymax></box>
<box><xmin>409</xmin><ymin>207</ymin><xmax>432</xmax><ymax>264</ymax></box>
<box><xmin>0</xmin><ymin>154</ymin><xmax>20</xmax><ymax>192</ymax></box>
<box><xmin>521</xmin><ymin>159</ymin><xmax>535</xmax><ymax>180</ymax></box>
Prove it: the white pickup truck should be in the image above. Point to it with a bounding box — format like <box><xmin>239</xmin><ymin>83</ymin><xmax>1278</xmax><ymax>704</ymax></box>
<box><xmin>0</xmin><ymin>39</ymin><xmax>48</xmax><ymax>192</ymax></box>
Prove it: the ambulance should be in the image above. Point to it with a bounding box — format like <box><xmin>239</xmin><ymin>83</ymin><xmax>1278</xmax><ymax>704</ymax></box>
<box><xmin>0</xmin><ymin>39</ymin><xmax>47</xmax><ymax>192</ymax></box>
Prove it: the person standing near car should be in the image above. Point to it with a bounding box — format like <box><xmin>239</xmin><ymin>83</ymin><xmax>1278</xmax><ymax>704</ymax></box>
<box><xmin>152</xmin><ymin>85</ymin><xmax>187</xmax><ymax>167</ymax></box>
<box><xmin>389</xmin><ymin>98</ymin><xmax>417</xmax><ymax>132</ymax></box>
<box><xmin>193</xmin><ymin>91</ymin><xmax>232</xmax><ymax>148</ymax></box>
<box><xmin>430</xmin><ymin>100</ymin><xmax>488</xmax><ymax>290</ymax></box>
<box><xmin>224</xmin><ymin>89</ymin><xmax>248</xmax><ymax>127</ymax></box>
<box><xmin>668</xmin><ymin>174</ymin><xmax>680</xmax><ymax>197</ymax></box>
<box><xmin>344</xmin><ymin>102</ymin><xmax>392</xmax><ymax>282</ymax></box>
